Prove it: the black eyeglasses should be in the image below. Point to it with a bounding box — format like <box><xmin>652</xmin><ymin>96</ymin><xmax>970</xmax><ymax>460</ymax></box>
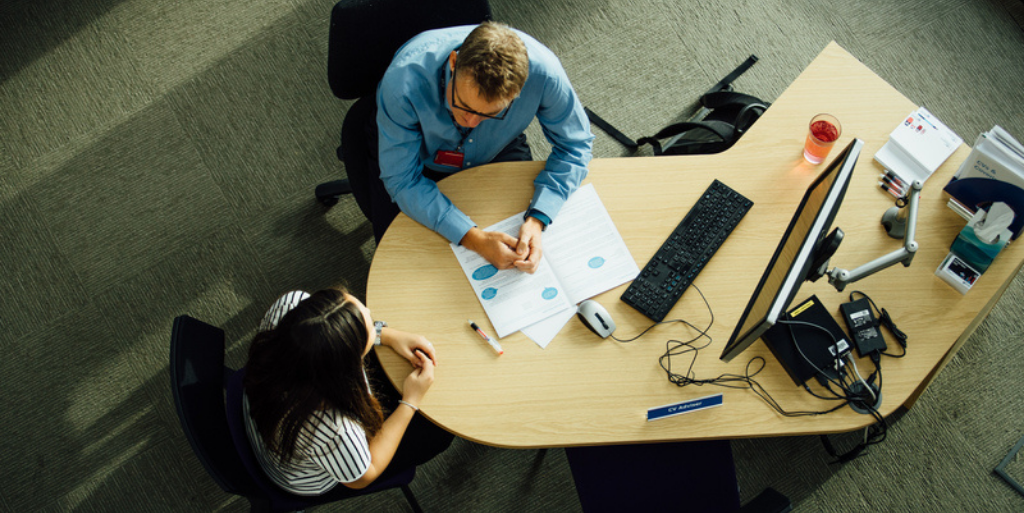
<box><xmin>450</xmin><ymin>63</ymin><xmax>515</xmax><ymax>121</ymax></box>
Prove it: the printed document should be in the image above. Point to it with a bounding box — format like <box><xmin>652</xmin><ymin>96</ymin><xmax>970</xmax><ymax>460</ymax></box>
<box><xmin>451</xmin><ymin>184</ymin><xmax>639</xmax><ymax>344</ymax></box>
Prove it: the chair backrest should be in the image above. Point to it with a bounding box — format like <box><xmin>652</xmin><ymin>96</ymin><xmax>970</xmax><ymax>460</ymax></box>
<box><xmin>169</xmin><ymin>315</ymin><xmax>262</xmax><ymax>499</ymax></box>
<box><xmin>173</xmin><ymin>315</ymin><xmax>418</xmax><ymax>511</ymax></box>
<box><xmin>566</xmin><ymin>441</ymin><xmax>741</xmax><ymax>512</ymax></box>
<box><xmin>225</xmin><ymin>369</ymin><xmax>318</xmax><ymax>511</ymax></box>
<box><xmin>225</xmin><ymin>368</ymin><xmax>419</xmax><ymax>509</ymax></box>
<box><xmin>326</xmin><ymin>0</ymin><xmax>492</xmax><ymax>99</ymax></box>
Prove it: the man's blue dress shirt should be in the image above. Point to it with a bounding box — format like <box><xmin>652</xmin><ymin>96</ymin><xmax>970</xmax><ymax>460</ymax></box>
<box><xmin>376</xmin><ymin>25</ymin><xmax>594</xmax><ymax>244</ymax></box>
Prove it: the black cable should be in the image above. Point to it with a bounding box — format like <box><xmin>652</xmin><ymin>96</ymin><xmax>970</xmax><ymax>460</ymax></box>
<box><xmin>781</xmin><ymin>318</ymin><xmax>876</xmax><ymax>408</ymax></box>
<box><xmin>637</xmin><ymin>286</ymin><xmax>856</xmax><ymax>418</ymax></box>
<box><xmin>849</xmin><ymin>290</ymin><xmax>907</xmax><ymax>357</ymax></box>
<box><xmin>613</xmin><ymin>286</ymin><xmax>893</xmax><ymax>444</ymax></box>
<box><xmin>778</xmin><ymin>312</ymin><xmax>890</xmax><ymax>463</ymax></box>
<box><xmin>878</xmin><ymin>308</ymin><xmax>908</xmax><ymax>352</ymax></box>
<box><xmin>610</xmin><ymin>319</ymin><xmax>683</xmax><ymax>343</ymax></box>
<box><xmin>611</xmin><ymin>284</ymin><xmax>717</xmax><ymax>344</ymax></box>
<box><xmin>844</xmin><ymin>322</ymin><xmax>890</xmax><ymax>462</ymax></box>
<box><xmin>779</xmin><ymin>318</ymin><xmax>850</xmax><ymax>396</ymax></box>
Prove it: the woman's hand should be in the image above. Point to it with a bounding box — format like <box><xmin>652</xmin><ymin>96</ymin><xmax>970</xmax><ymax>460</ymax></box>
<box><xmin>401</xmin><ymin>351</ymin><xmax>435</xmax><ymax>407</ymax></box>
<box><xmin>381</xmin><ymin>327</ymin><xmax>437</xmax><ymax>367</ymax></box>
<box><xmin>351</xmin><ymin>351</ymin><xmax>434</xmax><ymax>490</ymax></box>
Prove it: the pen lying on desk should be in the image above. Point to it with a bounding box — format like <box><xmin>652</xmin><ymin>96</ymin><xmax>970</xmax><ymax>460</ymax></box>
<box><xmin>879</xmin><ymin>173</ymin><xmax>908</xmax><ymax>194</ymax></box>
<box><xmin>882</xmin><ymin>170</ymin><xmax>907</xmax><ymax>188</ymax></box>
<box><xmin>878</xmin><ymin>181</ymin><xmax>903</xmax><ymax>199</ymax></box>
<box><xmin>469</xmin><ymin>320</ymin><xmax>503</xmax><ymax>355</ymax></box>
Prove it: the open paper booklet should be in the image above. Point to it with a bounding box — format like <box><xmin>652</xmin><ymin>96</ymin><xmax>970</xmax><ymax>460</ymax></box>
<box><xmin>450</xmin><ymin>184</ymin><xmax>639</xmax><ymax>347</ymax></box>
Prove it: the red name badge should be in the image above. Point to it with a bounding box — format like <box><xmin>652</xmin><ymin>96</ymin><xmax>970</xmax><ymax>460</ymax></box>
<box><xmin>434</xmin><ymin>150</ymin><xmax>465</xmax><ymax>168</ymax></box>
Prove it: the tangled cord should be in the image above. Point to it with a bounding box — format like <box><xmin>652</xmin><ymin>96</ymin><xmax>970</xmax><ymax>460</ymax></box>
<box><xmin>613</xmin><ymin>285</ymin><xmax>854</xmax><ymax>418</ymax></box>
<box><xmin>611</xmin><ymin>285</ymin><xmax>891</xmax><ymax>461</ymax></box>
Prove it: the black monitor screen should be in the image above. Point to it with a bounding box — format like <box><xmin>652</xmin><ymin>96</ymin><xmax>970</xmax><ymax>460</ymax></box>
<box><xmin>720</xmin><ymin>139</ymin><xmax>864</xmax><ymax>361</ymax></box>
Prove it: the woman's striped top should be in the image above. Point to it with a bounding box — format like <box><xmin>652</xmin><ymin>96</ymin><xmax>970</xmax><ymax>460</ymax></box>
<box><xmin>242</xmin><ymin>290</ymin><xmax>372</xmax><ymax>495</ymax></box>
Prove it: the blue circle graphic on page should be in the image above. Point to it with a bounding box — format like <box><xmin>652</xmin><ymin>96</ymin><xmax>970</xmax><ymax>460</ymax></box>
<box><xmin>481</xmin><ymin>288</ymin><xmax>498</xmax><ymax>300</ymax></box>
<box><xmin>588</xmin><ymin>256</ymin><xmax>606</xmax><ymax>269</ymax></box>
<box><xmin>542</xmin><ymin>287</ymin><xmax>558</xmax><ymax>300</ymax></box>
<box><xmin>472</xmin><ymin>264</ymin><xmax>499</xmax><ymax>281</ymax></box>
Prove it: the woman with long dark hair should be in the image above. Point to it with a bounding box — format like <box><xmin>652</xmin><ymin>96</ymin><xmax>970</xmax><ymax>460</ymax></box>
<box><xmin>243</xmin><ymin>288</ymin><xmax>452</xmax><ymax>495</ymax></box>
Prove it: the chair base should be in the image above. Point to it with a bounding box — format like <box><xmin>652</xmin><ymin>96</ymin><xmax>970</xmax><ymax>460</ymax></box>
<box><xmin>400</xmin><ymin>484</ymin><xmax>424</xmax><ymax>513</ymax></box>
<box><xmin>315</xmin><ymin>179</ymin><xmax>352</xmax><ymax>207</ymax></box>
<box><xmin>739</xmin><ymin>487</ymin><xmax>793</xmax><ymax>513</ymax></box>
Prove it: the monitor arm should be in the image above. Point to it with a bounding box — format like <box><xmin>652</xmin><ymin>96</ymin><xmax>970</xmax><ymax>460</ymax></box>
<box><xmin>824</xmin><ymin>180</ymin><xmax>924</xmax><ymax>292</ymax></box>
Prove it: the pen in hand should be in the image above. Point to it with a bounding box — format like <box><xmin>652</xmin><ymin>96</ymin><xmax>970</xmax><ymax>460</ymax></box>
<box><xmin>469</xmin><ymin>320</ymin><xmax>503</xmax><ymax>355</ymax></box>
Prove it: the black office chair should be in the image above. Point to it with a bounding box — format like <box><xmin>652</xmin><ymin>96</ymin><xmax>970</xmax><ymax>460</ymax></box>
<box><xmin>314</xmin><ymin>0</ymin><xmax>492</xmax><ymax>208</ymax></box>
<box><xmin>169</xmin><ymin>315</ymin><xmax>422</xmax><ymax>512</ymax></box>
<box><xmin>565</xmin><ymin>441</ymin><xmax>742</xmax><ymax>512</ymax></box>
<box><xmin>565</xmin><ymin>441</ymin><xmax>791</xmax><ymax>513</ymax></box>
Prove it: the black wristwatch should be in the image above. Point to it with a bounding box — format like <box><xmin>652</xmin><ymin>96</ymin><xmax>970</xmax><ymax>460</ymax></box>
<box><xmin>374</xmin><ymin>320</ymin><xmax>387</xmax><ymax>346</ymax></box>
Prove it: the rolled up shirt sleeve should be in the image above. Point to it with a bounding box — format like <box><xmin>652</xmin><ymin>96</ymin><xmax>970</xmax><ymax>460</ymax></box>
<box><xmin>377</xmin><ymin>81</ymin><xmax>477</xmax><ymax>244</ymax></box>
<box><xmin>528</xmin><ymin>50</ymin><xmax>594</xmax><ymax>223</ymax></box>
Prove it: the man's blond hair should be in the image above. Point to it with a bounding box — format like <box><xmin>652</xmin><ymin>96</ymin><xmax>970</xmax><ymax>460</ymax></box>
<box><xmin>456</xmin><ymin>22</ymin><xmax>529</xmax><ymax>103</ymax></box>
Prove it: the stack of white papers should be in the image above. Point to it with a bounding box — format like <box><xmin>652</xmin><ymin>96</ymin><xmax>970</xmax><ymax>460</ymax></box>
<box><xmin>451</xmin><ymin>184</ymin><xmax>639</xmax><ymax>348</ymax></box>
<box><xmin>874</xmin><ymin>107</ymin><xmax>963</xmax><ymax>184</ymax></box>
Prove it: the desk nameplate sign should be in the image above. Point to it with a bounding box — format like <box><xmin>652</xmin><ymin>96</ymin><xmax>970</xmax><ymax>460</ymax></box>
<box><xmin>647</xmin><ymin>393</ymin><xmax>724</xmax><ymax>421</ymax></box>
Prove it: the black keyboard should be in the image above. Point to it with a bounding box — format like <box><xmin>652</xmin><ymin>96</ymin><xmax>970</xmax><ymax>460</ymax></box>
<box><xmin>621</xmin><ymin>179</ymin><xmax>753</xmax><ymax>322</ymax></box>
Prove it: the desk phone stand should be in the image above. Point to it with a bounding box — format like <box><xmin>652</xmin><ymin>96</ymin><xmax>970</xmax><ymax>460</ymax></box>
<box><xmin>809</xmin><ymin>180</ymin><xmax>924</xmax><ymax>292</ymax></box>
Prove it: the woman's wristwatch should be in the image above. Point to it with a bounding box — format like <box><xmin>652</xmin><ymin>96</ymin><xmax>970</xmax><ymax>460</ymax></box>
<box><xmin>374</xmin><ymin>320</ymin><xmax>387</xmax><ymax>346</ymax></box>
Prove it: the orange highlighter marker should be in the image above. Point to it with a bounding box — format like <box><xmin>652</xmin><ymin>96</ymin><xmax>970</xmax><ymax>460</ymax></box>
<box><xmin>469</xmin><ymin>320</ymin><xmax>503</xmax><ymax>355</ymax></box>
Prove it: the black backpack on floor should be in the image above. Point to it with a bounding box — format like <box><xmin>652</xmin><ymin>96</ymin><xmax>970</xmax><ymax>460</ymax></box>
<box><xmin>586</xmin><ymin>55</ymin><xmax>771</xmax><ymax>156</ymax></box>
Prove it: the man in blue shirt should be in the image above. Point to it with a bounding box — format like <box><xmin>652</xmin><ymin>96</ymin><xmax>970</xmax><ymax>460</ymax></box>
<box><xmin>348</xmin><ymin>22</ymin><xmax>594</xmax><ymax>274</ymax></box>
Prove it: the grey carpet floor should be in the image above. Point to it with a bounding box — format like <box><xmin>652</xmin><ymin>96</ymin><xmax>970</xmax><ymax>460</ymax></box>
<box><xmin>2</xmin><ymin>0</ymin><xmax>1023</xmax><ymax>511</ymax></box>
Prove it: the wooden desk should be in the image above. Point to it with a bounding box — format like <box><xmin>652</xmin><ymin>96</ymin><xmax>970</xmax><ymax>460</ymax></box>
<box><xmin>367</xmin><ymin>42</ymin><xmax>1024</xmax><ymax>448</ymax></box>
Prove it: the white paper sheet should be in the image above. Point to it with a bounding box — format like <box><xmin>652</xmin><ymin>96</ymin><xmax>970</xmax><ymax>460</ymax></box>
<box><xmin>451</xmin><ymin>184</ymin><xmax>639</xmax><ymax>345</ymax></box>
<box><xmin>451</xmin><ymin>216</ymin><xmax>573</xmax><ymax>339</ymax></box>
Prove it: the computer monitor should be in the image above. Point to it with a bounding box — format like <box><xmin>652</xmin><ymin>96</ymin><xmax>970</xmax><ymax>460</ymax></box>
<box><xmin>720</xmin><ymin>138</ymin><xmax>864</xmax><ymax>362</ymax></box>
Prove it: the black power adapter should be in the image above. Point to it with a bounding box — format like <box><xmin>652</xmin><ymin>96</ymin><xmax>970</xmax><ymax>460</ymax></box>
<box><xmin>840</xmin><ymin>297</ymin><xmax>887</xmax><ymax>357</ymax></box>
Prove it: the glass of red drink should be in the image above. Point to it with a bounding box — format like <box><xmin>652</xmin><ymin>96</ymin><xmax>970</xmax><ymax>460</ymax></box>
<box><xmin>804</xmin><ymin>114</ymin><xmax>841</xmax><ymax>164</ymax></box>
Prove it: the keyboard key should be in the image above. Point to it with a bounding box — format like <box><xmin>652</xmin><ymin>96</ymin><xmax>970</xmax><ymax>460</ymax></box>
<box><xmin>620</xmin><ymin>180</ymin><xmax>753</xmax><ymax>322</ymax></box>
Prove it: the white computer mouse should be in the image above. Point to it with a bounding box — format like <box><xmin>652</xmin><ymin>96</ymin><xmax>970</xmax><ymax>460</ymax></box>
<box><xmin>577</xmin><ymin>300</ymin><xmax>616</xmax><ymax>339</ymax></box>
